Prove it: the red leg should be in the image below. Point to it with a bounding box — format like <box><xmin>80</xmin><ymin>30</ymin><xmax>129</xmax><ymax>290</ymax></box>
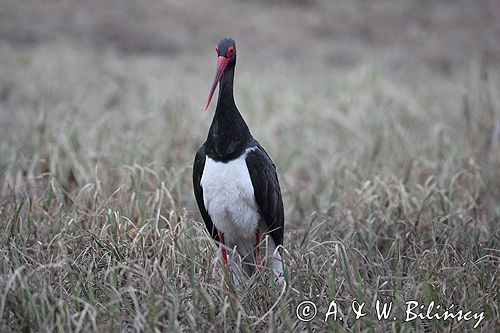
<box><xmin>255</xmin><ymin>229</ymin><xmax>261</xmax><ymax>270</ymax></box>
<box><xmin>219</xmin><ymin>232</ymin><xmax>228</xmax><ymax>266</ymax></box>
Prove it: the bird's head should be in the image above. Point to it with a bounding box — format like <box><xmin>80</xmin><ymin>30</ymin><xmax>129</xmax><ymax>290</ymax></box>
<box><xmin>205</xmin><ymin>37</ymin><xmax>237</xmax><ymax>111</ymax></box>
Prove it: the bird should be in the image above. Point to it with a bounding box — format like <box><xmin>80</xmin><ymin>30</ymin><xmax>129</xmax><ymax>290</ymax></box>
<box><xmin>193</xmin><ymin>37</ymin><xmax>285</xmax><ymax>284</ymax></box>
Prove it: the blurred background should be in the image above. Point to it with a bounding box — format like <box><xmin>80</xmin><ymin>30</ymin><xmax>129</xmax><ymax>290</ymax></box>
<box><xmin>1</xmin><ymin>0</ymin><xmax>499</xmax><ymax>70</ymax></box>
<box><xmin>1</xmin><ymin>0</ymin><xmax>499</xmax><ymax>140</ymax></box>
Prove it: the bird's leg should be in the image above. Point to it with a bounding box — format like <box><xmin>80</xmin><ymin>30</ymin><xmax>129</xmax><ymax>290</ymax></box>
<box><xmin>219</xmin><ymin>232</ymin><xmax>228</xmax><ymax>266</ymax></box>
<box><xmin>255</xmin><ymin>229</ymin><xmax>261</xmax><ymax>271</ymax></box>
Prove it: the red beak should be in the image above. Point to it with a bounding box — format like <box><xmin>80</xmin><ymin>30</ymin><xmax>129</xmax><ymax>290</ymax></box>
<box><xmin>205</xmin><ymin>56</ymin><xmax>230</xmax><ymax>111</ymax></box>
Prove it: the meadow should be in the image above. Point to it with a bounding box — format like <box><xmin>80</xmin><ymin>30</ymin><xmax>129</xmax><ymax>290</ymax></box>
<box><xmin>0</xmin><ymin>0</ymin><xmax>499</xmax><ymax>331</ymax></box>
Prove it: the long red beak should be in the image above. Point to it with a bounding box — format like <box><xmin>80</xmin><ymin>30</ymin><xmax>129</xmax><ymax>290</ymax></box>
<box><xmin>205</xmin><ymin>56</ymin><xmax>230</xmax><ymax>111</ymax></box>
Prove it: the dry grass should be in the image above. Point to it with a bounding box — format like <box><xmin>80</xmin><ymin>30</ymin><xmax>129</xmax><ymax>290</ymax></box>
<box><xmin>1</xmin><ymin>1</ymin><xmax>500</xmax><ymax>332</ymax></box>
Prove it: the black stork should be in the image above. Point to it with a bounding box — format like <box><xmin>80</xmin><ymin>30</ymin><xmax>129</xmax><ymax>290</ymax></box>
<box><xmin>193</xmin><ymin>37</ymin><xmax>285</xmax><ymax>284</ymax></box>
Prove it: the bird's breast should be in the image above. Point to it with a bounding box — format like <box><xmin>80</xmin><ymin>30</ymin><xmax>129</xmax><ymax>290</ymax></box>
<box><xmin>200</xmin><ymin>147</ymin><xmax>260</xmax><ymax>242</ymax></box>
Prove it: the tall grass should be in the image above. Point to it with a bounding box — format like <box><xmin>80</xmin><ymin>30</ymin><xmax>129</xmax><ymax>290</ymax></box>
<box><xmin>0</xmin><ymin>43</ymin><xmax>499</xmax><ymax>332</ymax></box>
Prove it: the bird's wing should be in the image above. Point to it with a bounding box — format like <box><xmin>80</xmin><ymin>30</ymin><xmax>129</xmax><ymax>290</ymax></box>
<box><xmin>245</xmin><ymin>145</ymin><xmax>284</xmax><ymax>247</ymax></box>
<box><xmin>193</xmin><ymin>144</ymin><xmax>219</xmax><ymax>242</ymax></box>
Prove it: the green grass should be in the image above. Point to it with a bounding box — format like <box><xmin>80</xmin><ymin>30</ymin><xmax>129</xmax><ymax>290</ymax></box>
<box><xmin>0</xmin><ymin>42</ymin><xmax>499</xmax><ymax>332</ymax></box>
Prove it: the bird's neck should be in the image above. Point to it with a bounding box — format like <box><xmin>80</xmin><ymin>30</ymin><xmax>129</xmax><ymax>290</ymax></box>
<box><xmin>207</xmin><ymin>64</ymin><xmax>253</xmax><ymax>162</ymax></box>
<box><xmin>217</xmin><ymin>65</ymin><xmax>236</xmax><ymax>110</ymax></box>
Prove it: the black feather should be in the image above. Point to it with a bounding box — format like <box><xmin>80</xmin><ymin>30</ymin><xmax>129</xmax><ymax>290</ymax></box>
<box><xmin>193</xmin><ymin>144</ymin><xmax>219</xmax><ymax>242</ymax></box>
<box><xmin>245</xmin><ymin>145</ymin><xmax>284</xmax><ymax>247</ymax></box>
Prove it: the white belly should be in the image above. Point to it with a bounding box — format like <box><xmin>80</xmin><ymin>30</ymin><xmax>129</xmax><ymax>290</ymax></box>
<box><xmin>200</xmin><ymin>147</ymin><xmax>260</xmax><ymax>246</ymax></box>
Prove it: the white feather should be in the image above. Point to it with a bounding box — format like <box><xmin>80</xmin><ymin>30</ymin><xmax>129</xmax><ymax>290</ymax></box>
<box><xmin>201</xmin><ymin>147</ymin><xmax>259</xmax><ymax>246</ymax></box>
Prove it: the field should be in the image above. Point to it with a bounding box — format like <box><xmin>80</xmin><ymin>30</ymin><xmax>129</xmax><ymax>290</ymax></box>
<box><xmin>0</xmin><ymin>0</ymin><xmax>499</xmax><ymax>331</ymax></box>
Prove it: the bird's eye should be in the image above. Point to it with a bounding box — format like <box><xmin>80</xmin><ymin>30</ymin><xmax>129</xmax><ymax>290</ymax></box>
<box><xmin>226</xmin><ymin>46</ymin><xmax>234</xmax><ymax>57</ymax></box>
<box><xmin>215</xmin><ymin>47</ymin><xmax>219</xmax><ymax>54</ymax></box>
